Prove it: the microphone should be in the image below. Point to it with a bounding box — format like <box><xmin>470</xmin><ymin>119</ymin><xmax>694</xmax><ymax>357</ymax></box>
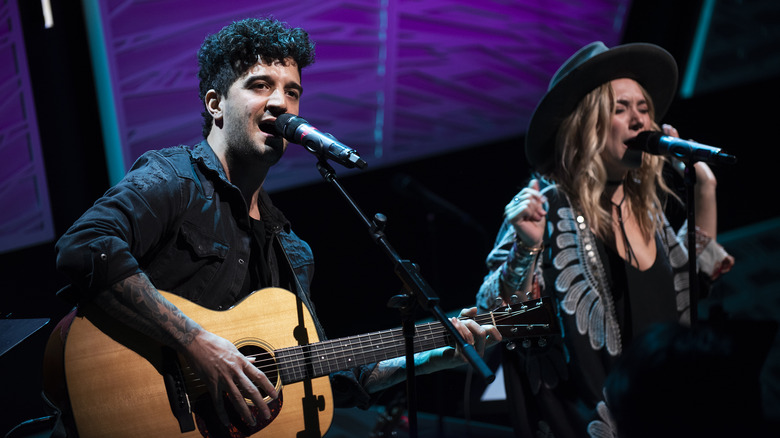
<box><xmin>625</xmin><ymin>131</ymin><xmax>736</xmax><ymax>165</ymax></box>
<box><xmin>275</xmin><ymin>113</ymin><xmax>367</xmax><ymax>169</ymax></box>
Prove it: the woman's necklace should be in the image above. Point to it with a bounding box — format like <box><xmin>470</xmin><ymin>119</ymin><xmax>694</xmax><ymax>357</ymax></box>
<box><xmin>610</xmin><ymin>189</ymin><xmax>637</xmax><ymax>266</ymax></box>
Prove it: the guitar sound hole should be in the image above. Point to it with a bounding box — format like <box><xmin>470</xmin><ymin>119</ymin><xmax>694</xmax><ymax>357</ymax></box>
<box><xmin>236</xmin><ymin>343</ymin><xmax>280</xmax><ymax>401</ymax></box>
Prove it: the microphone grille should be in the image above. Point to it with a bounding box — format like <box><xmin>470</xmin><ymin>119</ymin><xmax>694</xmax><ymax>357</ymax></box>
<box><xmin>275</xmin><ymin>113</ymin><xmax>307</xmax><ymax>137</ymax></box>
<box><xmin>626</xmin><ymin>131</ymin><xmax>663</xmax><ymax>154</ymax></box>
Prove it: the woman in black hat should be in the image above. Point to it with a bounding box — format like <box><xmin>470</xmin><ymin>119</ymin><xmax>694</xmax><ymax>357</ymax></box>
<box><xmin>476</xmin><ymin>42</ymin><xmax>734</xmax><ymax>437</ymax></box>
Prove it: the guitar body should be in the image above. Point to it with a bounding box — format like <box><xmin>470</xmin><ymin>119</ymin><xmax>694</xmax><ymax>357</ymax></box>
<box><xmin>51</xmin><ymin>285</ymin><xmax>558</xmax><ymax>437</ymax></box>
<box><xmin>62</xmin><ymin>288</ymin><xmax>333</xmax><ymax>438</ymax></box>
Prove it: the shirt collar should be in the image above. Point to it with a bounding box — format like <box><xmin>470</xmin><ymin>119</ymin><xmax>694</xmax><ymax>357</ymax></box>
<box><xmin>192</xmin><ymin>140</ymin><xmax>291</xmax><ymax>233</ymax></box>
<box><xmin>191</xmin><ymin>140</ymin><xmax>230</xmax><ymax>183</ymax></box>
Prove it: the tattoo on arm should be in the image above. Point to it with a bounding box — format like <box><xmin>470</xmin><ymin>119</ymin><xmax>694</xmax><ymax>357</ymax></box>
<box><xmin>365</xmin><ymin>350</ymin><xmax>444</xmax><ymax>394</ymax></box>
<box><xmin>365</xmin><ymin>357</ymin><xmax>407</xmax><ymax>393</ymax></box>
<box><xmin>94</xmin><ymin>273</ymin><xmax>201</xmax><ymax>348</ymax></box>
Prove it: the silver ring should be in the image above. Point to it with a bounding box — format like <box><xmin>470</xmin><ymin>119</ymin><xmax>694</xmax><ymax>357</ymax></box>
<box><xmin>513</xmin><ymin>197</ymin><xmax>520</xmax><ymax>203</ymax></box>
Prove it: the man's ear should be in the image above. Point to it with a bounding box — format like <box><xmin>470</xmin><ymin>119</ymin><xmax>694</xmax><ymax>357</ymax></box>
<box><xmin>205</xmin><ymin>89</ymin><xmax>222</xmax><ymax>120</ymax></box>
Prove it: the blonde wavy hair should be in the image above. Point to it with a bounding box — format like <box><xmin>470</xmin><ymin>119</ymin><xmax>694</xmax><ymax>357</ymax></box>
<box><xmin>549</xmin><ymin>81</ymin><xmax>678</xmax><ymax>241</ymax></box>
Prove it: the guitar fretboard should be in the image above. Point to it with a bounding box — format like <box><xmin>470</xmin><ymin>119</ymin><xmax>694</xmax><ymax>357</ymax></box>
<box><xmin>274</xmin><ymin>315</ymin><xmax>493</xmax><ymax>384</ymax></box>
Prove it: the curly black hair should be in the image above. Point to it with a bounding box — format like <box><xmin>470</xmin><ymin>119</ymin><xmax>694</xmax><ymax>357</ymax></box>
<box><xmin>197</xmin><ymin>17</ymin><xmax>316</xmax><ymax>138</ymax></box>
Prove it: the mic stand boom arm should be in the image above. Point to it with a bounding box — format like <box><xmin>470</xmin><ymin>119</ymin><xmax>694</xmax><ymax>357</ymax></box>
<box><xmin>314</xmin><ymin>158</ymin><xmax>495</xmax><ymax>438</ymax></box>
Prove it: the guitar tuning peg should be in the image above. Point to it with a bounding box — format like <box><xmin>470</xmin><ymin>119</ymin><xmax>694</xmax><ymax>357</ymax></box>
<box><xmin>522</xmin><ymin>339</ymin><xmax>531</xmax><ymax>349</ymax></box>
<box><xmin>505</xmin><ymin>341</ymin><xmax>516</xmax><ymax>351</ymax></box>
<box><xmin>509</xmin><ymin>294</ymin><xmax>521</xmax><ymax>304</ymax></box>
<box><xmin>493</xmin><ymin>297</ymin><xmax>503</xmax><ymax>308</ymax></box>
<box><xmin>537</xmin><ymin>338</ymin><xmax>547</xmax><ymax>348</ymax></box>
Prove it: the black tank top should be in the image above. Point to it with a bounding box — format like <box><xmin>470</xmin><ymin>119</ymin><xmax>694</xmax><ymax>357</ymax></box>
<box><xmin>607</xmin><ymin>233</ymin><xmax>678</xmax><ymax>345</ymax></box>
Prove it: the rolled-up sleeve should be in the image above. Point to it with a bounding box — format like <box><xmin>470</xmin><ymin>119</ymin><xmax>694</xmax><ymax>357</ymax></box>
<box><xmin>476</xmin><ymin>221</ymin><xmax>516</xmax><ymax>313</ymax></box>
<box><xmin>330</xmin><ymin>364</ymin><xmax>380</xmax><ymax>409</ymax></box>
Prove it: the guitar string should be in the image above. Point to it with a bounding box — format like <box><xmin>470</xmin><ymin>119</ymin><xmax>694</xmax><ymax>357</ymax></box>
<box><xmin>181</xmin><ymin>323</ymin><xmax>452</xmax><ymax>392</ymax></box>
<box><xmin>180</xmin><ymin>307</ymin><xmax>548</xmax><ymax>391</ymax></box>
<box><xmin>252</xmin><ymin>313</ymin><xmax>491</xmax><ymax>375</ymax></box>
<box><xmin>179</xmin><ymin>309</ymin><xmax>547</xmax><ymax>391</ymax></box>
<box><xmin>180</xmin><ymin>323</ymin><xmax>453</xmax><ymax>392</ymax></box>
<box><xmin>263</xmin><ymin>309</ymin><xmax>548</xmax><ymax>378</ymax></box>
<box><xmin>269</xmin><ymin>313</ymin><xmax>494</xmax><ymax>370</ymax></box>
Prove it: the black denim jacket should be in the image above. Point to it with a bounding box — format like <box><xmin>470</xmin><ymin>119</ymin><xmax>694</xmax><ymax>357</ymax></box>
<box><xmin>55</xmin><ymin>140</ymin><xmax>376</xmax><ymax>408</ymax></box>
<box><xmin>56</xmin><ymin>141</ymin><xmax>310</xmax><ymax>308</ymax></box>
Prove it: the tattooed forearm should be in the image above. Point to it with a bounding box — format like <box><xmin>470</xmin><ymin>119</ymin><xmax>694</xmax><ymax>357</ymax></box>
<box><xmin>365</xmin><ymin>349</ymin><xmax>451</xmax><ymax>394</ymax></box>
<box><xmin>94</xmin><ymin>272</ymin><xmax>201</xmax><ymax>349</ymax></box>
<box><xmin>365</xmin><ymin>356</ymin><xmax>406</xmax><ymax>393</ymax></box>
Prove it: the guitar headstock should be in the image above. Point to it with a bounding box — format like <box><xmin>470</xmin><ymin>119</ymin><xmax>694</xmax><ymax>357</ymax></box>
<box><xmin>490</xmin><ymin>297</ymin><xmax>560</xmax><ymax>343</ymax></box>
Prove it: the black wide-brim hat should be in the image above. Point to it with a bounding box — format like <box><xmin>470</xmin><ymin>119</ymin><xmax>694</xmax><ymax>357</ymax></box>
<box><xmin>525</xmin><ymin>41</ymin><xmax>678</xmax><ymax>174</ymax></box>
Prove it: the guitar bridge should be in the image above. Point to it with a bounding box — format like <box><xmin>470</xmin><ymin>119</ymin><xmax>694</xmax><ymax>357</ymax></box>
<box><xmin>161</xmin><ymin>347</ymin><xmax>196</xmax><ymax>432</ymax></box>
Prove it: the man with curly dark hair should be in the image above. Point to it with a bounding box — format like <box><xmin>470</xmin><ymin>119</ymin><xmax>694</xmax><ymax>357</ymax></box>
<box><xmin>196</xmin><ymin>17</ymin><xmax>316</xmax><ymax>139</ymax></box>
<box><xmin>51</xmin><ymin>17</ymin><xmax>498</xmax><ymax>437</ymax></box>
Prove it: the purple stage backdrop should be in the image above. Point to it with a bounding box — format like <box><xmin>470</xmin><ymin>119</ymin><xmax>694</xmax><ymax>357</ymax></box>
<box><xmin>89</xmin><ymin>0</ymin><xmax>629</xmax><ymax>188</ymax></box>
<box><xmin>1</xmin><ymin>0</ymin><xmax>631</xmax><ymax>254</ymax></box>
<box><xmin>0</xmin><ymin>0</ymin><xmax>54</xmax><ymax>254</ymax></box>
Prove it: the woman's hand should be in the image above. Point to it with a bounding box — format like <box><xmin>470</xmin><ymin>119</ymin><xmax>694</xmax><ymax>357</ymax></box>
<box><xmin>505</xmin><ymin>178</ymin><xmax>547</xmax><ymax>248</ymax></box>
<box><xmin>662</xmin><ymin>124</ymin><xmax>718</xmax><ymax>236</ymax></box>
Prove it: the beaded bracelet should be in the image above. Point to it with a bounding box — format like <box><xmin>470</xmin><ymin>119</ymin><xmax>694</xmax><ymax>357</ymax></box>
<box><xmin>515</xmin><ymin>238</ymin><xmax>544</xmax><ymax>255</ymax></box>
<box><xmin>500</xmin><ymin>239</ymin><xmax>542</xmax><ymax>292</ymax></box>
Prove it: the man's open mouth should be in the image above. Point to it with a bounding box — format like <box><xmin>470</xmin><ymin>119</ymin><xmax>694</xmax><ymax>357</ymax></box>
<box><xmin>259</xmin><ymin>123</ymin><xmax>277</xmax><ymax>136</ymax></box>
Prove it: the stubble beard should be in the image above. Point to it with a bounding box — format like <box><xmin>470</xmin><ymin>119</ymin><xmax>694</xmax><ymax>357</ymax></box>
<box><xmin>225</xmin><ymin>120</ymin><xmax>285</xmax><ymax>169</ymax></box>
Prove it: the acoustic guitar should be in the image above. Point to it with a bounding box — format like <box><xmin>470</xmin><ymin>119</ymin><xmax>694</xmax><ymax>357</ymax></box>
<box><xmin>49</xmin><ymin>287</ymin><xmax>557</xmax><ymax>437</ymax></box>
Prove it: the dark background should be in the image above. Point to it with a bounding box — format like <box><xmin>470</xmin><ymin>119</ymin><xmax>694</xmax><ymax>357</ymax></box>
<box><xmin>3</xmin><ymin>0</ymin><xmax>780</xmax><ymax>436</ymax></box>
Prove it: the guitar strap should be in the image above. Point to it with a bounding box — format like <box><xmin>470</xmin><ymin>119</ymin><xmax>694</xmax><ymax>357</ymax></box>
<box><xmin>272</xmin><ymin>233</ymin><xmax>327</xmax><ymax>341</ymax></box>
<box><xmin>272</xmin><ymin>233</ymin><xmax>329</xmax><ymax>437</ymax></box>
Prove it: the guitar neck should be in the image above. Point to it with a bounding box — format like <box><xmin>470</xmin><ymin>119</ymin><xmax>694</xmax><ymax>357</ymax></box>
<box><xmin>274</xmin><ymin>314</ymin><xmax>493</xmax><ymax>384</ymax></box>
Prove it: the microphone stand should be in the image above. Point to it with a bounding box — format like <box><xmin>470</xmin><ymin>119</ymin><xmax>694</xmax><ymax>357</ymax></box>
<box><xmin>314</xmin><ymin>157</ymin><xmax>495</xmax><ymax>438</ymax></box>
<box><xmin>683</xmin><ymin>159</ymin><xmax>699</xmax><ymax>325</ymax></box>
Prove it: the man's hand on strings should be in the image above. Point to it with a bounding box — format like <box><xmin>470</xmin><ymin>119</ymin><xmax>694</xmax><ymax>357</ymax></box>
<box><xmin>184</xmin><ymin>330</ymin><xmax>279</xmax><ymax>427</ymax></box>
